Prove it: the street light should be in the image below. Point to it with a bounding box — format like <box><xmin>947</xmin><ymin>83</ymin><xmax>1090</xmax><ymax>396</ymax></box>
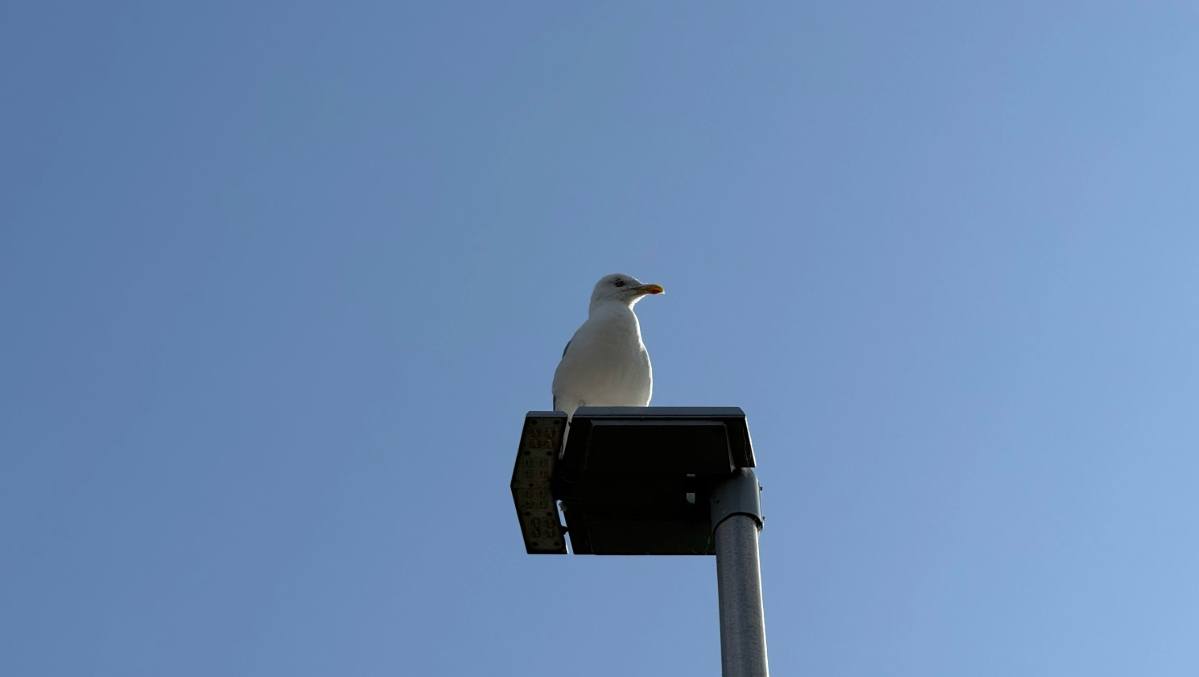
<box><xmin>510</xmin><ymin>406</ymin><xmax>769</xmax><ymax>677</ymax></box>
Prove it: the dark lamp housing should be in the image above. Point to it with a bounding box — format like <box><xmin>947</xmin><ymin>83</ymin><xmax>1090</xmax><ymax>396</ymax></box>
<box><xmin>511</xmin><ymin>407</ymin><xmax>756</xmax><ymax>555</ymax></box>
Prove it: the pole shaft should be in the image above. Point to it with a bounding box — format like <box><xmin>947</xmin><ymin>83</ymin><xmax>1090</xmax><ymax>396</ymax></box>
<box><xmin>715</xmin><ymin>513</ymin><xmax>769</xmax><ymax>677</ymax></box>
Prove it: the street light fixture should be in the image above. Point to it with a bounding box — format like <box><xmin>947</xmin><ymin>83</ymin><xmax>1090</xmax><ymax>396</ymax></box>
<box><xmin>510</xmin><ymin>406</ymin><xmax>769</xmax><ymax>677</ymax></box>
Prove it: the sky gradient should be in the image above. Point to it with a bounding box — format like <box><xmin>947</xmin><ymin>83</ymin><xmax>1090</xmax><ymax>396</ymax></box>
<box><xmin>3</xmin><ymin>2</ymin><xmax>1198</xmax><ymax>676</ymax></box>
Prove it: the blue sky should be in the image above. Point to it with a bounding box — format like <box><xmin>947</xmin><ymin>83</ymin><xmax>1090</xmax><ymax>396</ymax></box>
<box><xmin>3</xmin><ymin>2</ymin><xmax>1198</xmax><ymax>675</ymax></box>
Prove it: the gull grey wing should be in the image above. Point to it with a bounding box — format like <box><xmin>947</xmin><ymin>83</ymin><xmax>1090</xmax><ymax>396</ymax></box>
<box><xmin>552</xmin><ymin>340</ymin><xmax>572</xmax><ymax>411</ymax></box>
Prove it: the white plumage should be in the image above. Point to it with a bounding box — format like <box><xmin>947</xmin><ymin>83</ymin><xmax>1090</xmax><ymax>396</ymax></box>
<box><xmin>552</xmin><ymin>273</ymin><xmax>664</xmax><ymax>417</ymax></box>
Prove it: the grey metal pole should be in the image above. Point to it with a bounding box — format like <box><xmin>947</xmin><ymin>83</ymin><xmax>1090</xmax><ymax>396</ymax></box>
<box><xmin>711</xmin><ymin>469</ymin><xmax>769</xmax><ymax>677</ymax></box>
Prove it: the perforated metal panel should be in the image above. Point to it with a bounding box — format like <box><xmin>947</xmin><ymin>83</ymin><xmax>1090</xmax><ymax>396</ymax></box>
<box><xmin>510</xmin><ymin>412</ymin><xmax>568</xmax><ymax>554</ymax></box>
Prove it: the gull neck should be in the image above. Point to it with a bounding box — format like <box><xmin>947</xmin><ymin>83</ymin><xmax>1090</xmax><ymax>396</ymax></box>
<box><xmin>589</xmin><ymin>298</ymin><xmax>637</xmax><ymax>317</ymax></box>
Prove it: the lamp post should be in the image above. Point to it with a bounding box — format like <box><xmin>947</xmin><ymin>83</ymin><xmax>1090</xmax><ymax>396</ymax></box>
<box><xmin>511</xmin><ymin>407</ymin><xmax>769</xmax><ymax>677</ymax></box>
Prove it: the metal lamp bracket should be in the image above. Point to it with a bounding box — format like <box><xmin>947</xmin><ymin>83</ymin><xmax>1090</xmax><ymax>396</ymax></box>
<box><xmin>709</xmin><ymin>468</ymin><xmax>764</xmax><ymax>532</ymax></box>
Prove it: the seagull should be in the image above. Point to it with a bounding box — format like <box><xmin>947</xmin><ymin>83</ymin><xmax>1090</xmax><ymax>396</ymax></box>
<box><xmin>552</xmin><ymin>273</ymin><xmax>664</xmax><ymax>418</ymax></box>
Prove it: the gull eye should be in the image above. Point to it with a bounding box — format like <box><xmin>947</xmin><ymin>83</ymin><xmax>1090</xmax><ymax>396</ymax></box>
<box><xmin>613</xmin><ymin>280</ymin><xmax>626</xmax><ymax>287</ymax></box>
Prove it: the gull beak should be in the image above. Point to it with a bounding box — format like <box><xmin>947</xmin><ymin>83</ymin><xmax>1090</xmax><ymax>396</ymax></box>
<box><xmin>634</xmin><ymin>283</ymin><xmax>665</xmax><ymax>296</ymax></box>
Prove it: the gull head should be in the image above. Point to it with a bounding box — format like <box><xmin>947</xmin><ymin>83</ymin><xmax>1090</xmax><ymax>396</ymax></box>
<box><xmin>589</xmin><ymin>273</ymin><xmax>664</xmax><ymax>311</ymax></box>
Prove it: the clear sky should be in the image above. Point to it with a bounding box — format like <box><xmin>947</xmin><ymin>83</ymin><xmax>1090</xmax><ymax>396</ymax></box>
<box><xmin>3</xmin><ymin>2</ymin><xmax>1198</xmax><ymax>676</ymax></box>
